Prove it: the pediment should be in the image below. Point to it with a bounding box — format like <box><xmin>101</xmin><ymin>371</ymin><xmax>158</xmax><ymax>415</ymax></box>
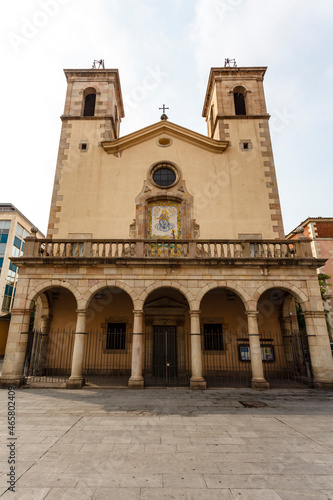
<box><xmin>102</xmin><ymin>121</ymin><xmax>229</xmax><ymax>155</ymax></box>
<box><xmin>145</xmin><ymin>297</ymin><xmax>188</xmax><ymax>310</ymax></box>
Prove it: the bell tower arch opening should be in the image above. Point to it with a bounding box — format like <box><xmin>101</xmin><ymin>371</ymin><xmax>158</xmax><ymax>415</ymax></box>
<box><xmin>83</xmin><ymin>88</ymin><xmax>97</xmax><ymax>116</ymax></box>
<box><xmin>233</xmin><ymin>86</ymin><xmax>246</xmax><ymax>115</ymax></box>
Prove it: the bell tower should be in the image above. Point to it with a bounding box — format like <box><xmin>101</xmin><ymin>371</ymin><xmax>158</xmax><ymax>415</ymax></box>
<box><xmin>202</xmin><ymin>66</ymin><xmax>268</xmax><ymax>140</ymax></box>
<box><xmin>63</xmin><ymin>68</ymin><xmax>124</xmax><ymax>140</ymax></box>
<box><xmin>202</xmin><ymin>65</ymin><xmax>284</xmax><ymax>239</ymax></box>
<box><xmin>47</xmin><ymin>67</ymin><xmax>124</xmax><ymax>237</ymax></box>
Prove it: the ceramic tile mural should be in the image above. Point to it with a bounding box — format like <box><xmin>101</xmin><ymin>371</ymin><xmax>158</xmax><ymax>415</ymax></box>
<box><xmin>148</xmin><ymin>201</ymin><xmax>181</xmax><ymax>239</ymax></box>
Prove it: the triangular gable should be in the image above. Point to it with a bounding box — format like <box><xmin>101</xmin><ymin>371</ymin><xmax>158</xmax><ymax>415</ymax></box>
<box><xmin>102</xmin><ymin>121</ymin><xmax>229</xmax><ymax>154</ymax></box>
<box><xmin>145</xmin><ymin>297</ymin><xmax>188</xmax><ymax>310</ymax></box>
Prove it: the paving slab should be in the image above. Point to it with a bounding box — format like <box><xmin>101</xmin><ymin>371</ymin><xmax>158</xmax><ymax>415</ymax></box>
<box><xmin>0</xmin><ymin>387</ymin><xmax>332</xmax><ymax>499</ymax></box>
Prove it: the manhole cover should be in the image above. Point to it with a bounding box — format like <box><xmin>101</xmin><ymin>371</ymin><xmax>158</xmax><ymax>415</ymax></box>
<box><xmin>239</xmin><ymin>401</ymin><xmax>267</xmax><ymax>408</ymax></box>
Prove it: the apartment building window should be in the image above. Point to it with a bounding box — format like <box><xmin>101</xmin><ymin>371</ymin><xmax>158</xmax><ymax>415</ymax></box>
<box><xmin>2</xmin><ymin>223</ymin><xmax>29</xmax><ymax>312</ymax></box>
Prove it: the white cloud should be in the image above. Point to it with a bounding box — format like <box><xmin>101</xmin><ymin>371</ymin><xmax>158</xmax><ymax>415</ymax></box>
<box><xmin>189</xmin><ymin>0</ymin><xmax>333</xmax><ymax>232</ymax></box>
<box><xmin>1</xmin><ymin>0</ymin><xmax>333</xmax><ymax>234</ymax></box>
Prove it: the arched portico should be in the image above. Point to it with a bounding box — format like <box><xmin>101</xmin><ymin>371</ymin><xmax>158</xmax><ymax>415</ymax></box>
<box><xmin>140</xmin><ymin>287</ymin><xmax>199</xmax><ymax>388</ymax></box>
<box><xmin>82</xmin><ymin>280</ymin><xmax>137</xmax><ymax>312</ymax></box>
<box><xmin>198</xmin><ymin>286</ymin><xmax>269</xmax><ymax>389</ymax></box>
<box><xmin>253</xmin><ymin>282</ymin><xmax>309</xmax><ymax>311</ymax></box>
<box><xmin>138</xmin><ymin>281</ymin><xmax>195</xmax><ymax>309</ymax></box>
<box><xmin>254</xmin><ymin>284</ymin><xmax>333</xmax><ymax>388</ymax></box>
<box><xmin>0</xmin><ymin>283</ymin><xmax>78</xmax><ymax>387</ymax></box>
<box><xmin>68</xmin><ymin>285</ymin><xmax>135</xmax><ymax>388</ymax></box>
<box><xmin>26</xmin><ymin>280</ymin><xmax>81</xmax><ymax>311</ymax></box>
<box><xmin>135</xmin><ymin>282</ymin><xmax>206</xmax><ymax>389</ymax></box>
<box><xmin>195</xmin><ymin>281</ymin><xmax>251</xmax><ymax>309</ymax></box>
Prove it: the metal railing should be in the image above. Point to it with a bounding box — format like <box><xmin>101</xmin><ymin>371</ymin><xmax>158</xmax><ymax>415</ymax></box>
<box><xmin>23</xmin><ymin>329</ymin><xmax>313</xmax><ymax>388</ymax></box>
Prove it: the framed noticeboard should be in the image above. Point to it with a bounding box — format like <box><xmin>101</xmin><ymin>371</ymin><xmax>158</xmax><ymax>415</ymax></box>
<box><xmin>238</xmin><ymin>344</ymin><xmax>275</xmax><ymax>362</ymax></box>
<box><xmin>239</xmin><ymin>345</ymin><xmax>251</xmax><ymax>361</ymax></box>
<box><xmin>261</xmin><ymin>345</ymin><xmax>275</xmax><ymax>361</ymax></box>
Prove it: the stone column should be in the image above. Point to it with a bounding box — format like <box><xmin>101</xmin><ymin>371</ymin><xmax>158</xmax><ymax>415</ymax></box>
<box><xmin>128</xmin><ymin>310</ymin><xmax>144</xmax><ymax>389</ymax></box>
<box><xmin>0</xmin><ymin>309</ymin><xmax>32</xmax><ymax>387</ymax></box>
<box><xmin>190</xmin><ymin>310</ymin><xmax>206</xmax><ymax>390</ymax></box>
<box><xmin>304</xmin><ymin>311</ymin><xmax>333</xmax><ymax>389</ymax></box>
<box><xmin>66</xmin><ymin>310</ymin><xmax>87</xmax><ymax>389</ymax></box>
<box><xmin>246</xmin><ymin>311</ymin><xmax>270</xmax><ymax>390</ymax></box>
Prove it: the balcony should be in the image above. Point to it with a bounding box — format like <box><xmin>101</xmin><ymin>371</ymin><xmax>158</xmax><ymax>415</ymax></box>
<box><xmin>13</xmin><ymin>237</ymin><xmax>319</xmax><ymax>268</ymax></box>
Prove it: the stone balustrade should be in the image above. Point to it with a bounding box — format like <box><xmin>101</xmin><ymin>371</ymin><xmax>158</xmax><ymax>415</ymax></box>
<box><xmin>19</xmin><ymin>237</ymin><xmax>314</xmax><ymax>261</ymax></box>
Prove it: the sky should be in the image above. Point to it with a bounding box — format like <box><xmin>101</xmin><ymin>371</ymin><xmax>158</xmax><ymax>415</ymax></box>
<box><xmin>2</xmin><ymin>0</ymin><xmax>333</xmax><ymax>236</ymax></box>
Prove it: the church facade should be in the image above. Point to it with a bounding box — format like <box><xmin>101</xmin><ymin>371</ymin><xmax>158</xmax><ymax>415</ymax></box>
<box><xmin>1</xmin><ymin>65</ymin><xmax>333</xmax><ymax>390</ymax></box>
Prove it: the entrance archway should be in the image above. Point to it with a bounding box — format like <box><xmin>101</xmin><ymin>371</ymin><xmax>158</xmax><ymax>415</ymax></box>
<box><xmin>83</xmin><ymin>286</ymin><xmax>134</xmax><ymax>386</ymax></box>
<box><xmin>143</xmin><ymin>287</ymin><xmax>190</xmax><ymax>386</ymax></box>
<box><xmin>24</xmin><ymin>286</ymin><xmax>78</xmax><ymax>384</ymax></box>
<box><xmin>200</xmin><ymin>287</ymin><xmax>251</xmax><ymax>386</ymax></box>
<box><xmin>257</xmin><ymin>287</ymin><xmax>312</xmax><ymax>386</ymax></box>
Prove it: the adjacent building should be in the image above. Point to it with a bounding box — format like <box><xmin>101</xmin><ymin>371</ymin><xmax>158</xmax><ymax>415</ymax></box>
<box><xmin>1</xmin><ymin>65</ymin><xmax>333</xmax><ymax>390</ymax></box>
<box><xmin>0</xmin><ymin>204</ymin><xmax>44</xmax><ymax>354</ymax></box>
<box><xmin>287</xmin><ymin>218</ymin><xmax>333</xmax><ymax>340</ymax></box>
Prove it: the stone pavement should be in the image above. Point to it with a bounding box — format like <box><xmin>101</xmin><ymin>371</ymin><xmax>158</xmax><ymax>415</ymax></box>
<box><xmin>0</xmin><ymin>387</ymin><xmax>333</xmax><ymax>500</ymax></box>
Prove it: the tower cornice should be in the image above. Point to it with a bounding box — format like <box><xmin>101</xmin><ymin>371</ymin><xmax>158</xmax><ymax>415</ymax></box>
<box><xmin>203</xmin><ymin>66</ymin><xmax>267</xmax><ymax>118</ymax></box>
<box><xmin>63</xmin><ymin>68</ymin><xmax>124</xmax><ymax>118</ymax></box>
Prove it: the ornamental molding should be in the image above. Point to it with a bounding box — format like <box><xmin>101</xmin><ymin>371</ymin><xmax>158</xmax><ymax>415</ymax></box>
<box><xmin>303</xmin><ymin>311</ymin><xmax>327</xmax><ymax>319</ymax></box>
<box><xmin>102</xmin><ymin>121</ymin><xmax>229</xmax><ymax>154</ymax></box>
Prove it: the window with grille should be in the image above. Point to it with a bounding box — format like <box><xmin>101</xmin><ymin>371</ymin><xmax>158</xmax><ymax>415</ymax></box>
<box><xmin>152</xmin><ymin>167</ymin><xmax>176</xmax><ymax>187</ymax></box>
<box><xmin>203</xmin><ymin>324</ymin><xmax>223</xmax><ymax>351</ymax></box>
<box><xmin>106</xmin><ymin>323</ymin><xmax>126</xmax><ymax>350</ymax></box>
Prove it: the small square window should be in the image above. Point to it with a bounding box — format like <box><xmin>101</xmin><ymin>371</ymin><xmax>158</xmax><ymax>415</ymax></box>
<box><xmin>240</xmin><ymin>141</ymin><xmax>252</xmax><ymax>151</ymax></box>
<box><xmin>80</xmin><ymin>142</ymin><xmax>88</xmax><ymax>151</ymax></box>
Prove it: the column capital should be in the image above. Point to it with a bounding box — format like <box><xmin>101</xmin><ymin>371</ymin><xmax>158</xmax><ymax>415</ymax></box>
<box><xmin>190</xmin><ymin>310</ymin><xmax>201</xmax><ymax>316</ymax></box>
<box><xmin>76</xmin><ymin>309</ymin><xmax>88</xmax><ymax>316</ymax></box>
<box><xmin>10</xmin><ymin>308</ymin><xmax>31</xmax><ymax>316</ymax></box>
<box><xmin>133</xmin><ymin>310</ymin><xmax>143</xmax><ymax>317</ymax></box>
<box><xmin>246</xmin><ymin>310</ymin><xmax>259</xmax><ymax>317</ymax></box>
<box><xmin>303</xmin><ymin>311</ymin><xmax>327</xmax><ymax>319</ymax></box>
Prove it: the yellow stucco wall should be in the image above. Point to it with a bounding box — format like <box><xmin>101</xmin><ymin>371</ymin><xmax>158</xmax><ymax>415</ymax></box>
<box><xmin>52</xmin><ymin>119</ymin><xmax>276</xmax><ymax>240</ymax></box>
